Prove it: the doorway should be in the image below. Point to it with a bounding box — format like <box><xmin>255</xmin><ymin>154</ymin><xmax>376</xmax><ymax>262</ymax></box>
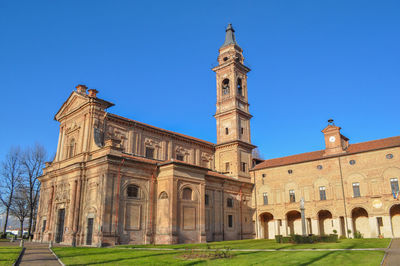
<box><xmin>55</xmin><ymin>209</ymin><xmax>65</xmax><ymax>243</ymax></box>
<box><xmin>86</xmin><ymin>218</ymin><xmax>94</xmax><ymax>245</ymax></box>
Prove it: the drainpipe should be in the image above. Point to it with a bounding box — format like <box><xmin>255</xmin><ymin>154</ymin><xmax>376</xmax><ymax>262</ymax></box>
<box><xmin>252</xmin><ymin>171</ymin><xmax>259</xmax><ymax>239</ymax></box>
<box><xmin>239</xmin><ymin>183</ymin><xmax>244</xmax><ymax>240</ymax></box>
<box><xmin>222</xmin><ymin>181</ymin><xmax>225</xmax><ymax>241</ymax></box>
<box><xmin>148</xmin><ymin>165</ymin><xmax>158</xmax><ymax>244</ymax></box>
<box><xmin>338</xmin><ymin>157</ymin><xmax>349</xmax><ymax>237</ymax></box>
<box><xmin>114</xmin><ymin>158</ymin><xmax>125</xmax><ymax>244</ymax></box>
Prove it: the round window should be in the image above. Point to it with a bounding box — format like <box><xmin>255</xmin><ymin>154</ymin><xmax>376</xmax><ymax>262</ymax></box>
<box><xmin>317</xmin><ymin>165</ymin><xmax>323</xmax><ymax>170</ymax></box>
<box><xmin>386</xmin><ymin>154</ymin><xmax>394</xmax><ymax>159</ymax></box>
<box><xmin>349</xmin><ymin>160</ymin><xmax>356</xmax><ymax>165</ymax></box>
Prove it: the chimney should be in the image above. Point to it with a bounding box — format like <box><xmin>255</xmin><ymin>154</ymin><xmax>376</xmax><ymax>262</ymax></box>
<box><xmin>88</xmin><ymin>89</ymin><xmax>99</xmax><ymax>98</ymax></box>
<box><xmin>76</xmin><ymin>84</ymin><xmax>87</xmax><ymax>94</ymax></box>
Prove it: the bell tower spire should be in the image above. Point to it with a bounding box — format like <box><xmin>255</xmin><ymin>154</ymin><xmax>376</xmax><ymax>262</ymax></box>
<box><xmin>212</xmin><ymin>24</ymin><xmax>256</xmax><ymax>181</ymax></box>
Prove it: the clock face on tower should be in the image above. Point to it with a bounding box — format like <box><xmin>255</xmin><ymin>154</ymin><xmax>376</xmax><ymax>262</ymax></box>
<box><xmin>329</xmin><ymin>136</ymin><xmax>336</xmax><ymax>143</ymax></box>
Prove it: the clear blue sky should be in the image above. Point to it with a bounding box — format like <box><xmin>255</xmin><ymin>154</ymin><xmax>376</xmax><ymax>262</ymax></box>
<box><xmin>0</xmin><ymin>0</ymin><xmax>399</xmax><ymax>161</ymax></box>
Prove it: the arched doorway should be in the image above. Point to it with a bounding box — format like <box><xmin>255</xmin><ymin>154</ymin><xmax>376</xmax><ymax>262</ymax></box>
<box><xmin>259</xmin><ymin>212</ymin><xmax>274</xmax><ymax>239</ymax></box>
<box><xmin>390</xmin><ymin>204</ymin><xmax>400</xmax><ymax>237</ymax></box>
<box><xmin>286</xmin><ymin>211</ymin><xmax>301</xmax><ymax>235</ymax></box>
<box><xmin>351</xmin><ymin>207</ymin><xmax>370</xmax><ymax>238</ymax></box>
<box><xmin>318</xmin><ymin>210</ymin><xmax>333</xmax><ymax>235</ymax></box>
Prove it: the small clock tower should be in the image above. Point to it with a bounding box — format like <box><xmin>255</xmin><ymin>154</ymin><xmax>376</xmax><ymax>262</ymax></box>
<box><xmin>322</xmin><ymin>120</ymin><xmax>349</xmax><ymax>156</ymax></box>
<box><xmin>212</xmin><ymin>24</ymin><xmax>256</xmax><ymax>180</ymax></box>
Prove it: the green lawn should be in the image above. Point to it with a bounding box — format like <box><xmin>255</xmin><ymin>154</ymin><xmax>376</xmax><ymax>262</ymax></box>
<box><xmin>52</xmin><ymin>247</ymin><xmax>385</xmax><ymax>266</ymax></box>
<box><xmin>0</xmin><ymin>246</ymin><xmax>21</xmax><ymax>266</ymax></box>
<box><xmin>120</xmin><ymin>238</ymin><xmax>390</xmax><ymax>250</ymax></box>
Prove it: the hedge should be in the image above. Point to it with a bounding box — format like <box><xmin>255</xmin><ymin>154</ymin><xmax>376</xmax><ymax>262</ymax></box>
<box><xmin>275</xmin><ymin>234</ymin><xmax>338</xmax><ymax>244</ymax></box>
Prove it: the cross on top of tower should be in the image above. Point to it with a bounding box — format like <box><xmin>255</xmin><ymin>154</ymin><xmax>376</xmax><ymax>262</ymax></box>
<box><xmin>221</xmin><ymin>23</ymin><xmax>238</xmax><ymax>48</ymax></box>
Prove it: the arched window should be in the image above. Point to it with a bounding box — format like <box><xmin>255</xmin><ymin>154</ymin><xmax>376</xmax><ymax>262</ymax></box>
<box><xmin>222</xmin><ymin>79</ymin><xmax>230</xmax><ymax>95</ymax></box>
<box><xmin>68</xmin><ymin>138</ymin><xmax>75</xmax><ymax>158</ymax></box>
<box><xmin>159</xmin><ymin>191</ymin><xmax>168</xmax><ymax>199</ymax></box>
<box><xmin>127</xmin><ymin>185</ymin><xmax>139</xmax><ymax>198</ymax></box>
<box><xmin>237</xmin><ymin>78</ymin><xmax>243</xmax><ymax>96</ymax></box>
<box><xmin>182</xmin><ymin>187</ymin><xmax>192</xmax><ymax>200</ymax></box>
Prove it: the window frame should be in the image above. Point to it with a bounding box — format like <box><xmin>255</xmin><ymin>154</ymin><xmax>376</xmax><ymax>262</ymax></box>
<box><xmin>228</xmin><ymin>214</ymin><xmax>234</xmax><ymax>228</ymax></box>
<box><xmin>263</xmin><ymin>192</ymin><xmax>268</xmax><ymax>205</ymax></box>
<box><xmin>127</xmin><ymin>185</ymin><xmax>140</xmax><ymax>198</ymax></box>
<box><xmin>319</xmin><ymin>186</ymin><xmax>326</xmax><ymax>200</ymax></box>
<box><xmin>289</xmin><ymin>189</ymin><xmax>296</xmax><ymax>203</ymax></box>
<box><xmin>145</xmin><ymin>147</ymin><xmax>155</xmax><ymax>159</ymax></box>
<box><xmin>227</xmin><ymin>198</ymin><xmax>234</xmax><ymax>208</ymax></box>
<box><xmin>352</xmin><ymin>182</ymin><xmax>361</xmax><ymax>198</ymax></box>
<box><xmin>182</xmin><ymin>187</ymin><xmax>193</xmax><ymax>200</ymax></box>
<box><xmin>390</xmin><ymin>178</ymin><xmax>399</xmax><ymax>194</ymax></box>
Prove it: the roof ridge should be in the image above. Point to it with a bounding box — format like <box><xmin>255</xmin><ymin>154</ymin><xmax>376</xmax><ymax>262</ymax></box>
<box><xmin>107</xmin><ymin>113</ymin><xmax>215</xmax><ymax>146</ymax></box>
<box><xmin>253</xmin><ymin>135</ymin><xmax>400</xmax><ymax>171</ymax></box>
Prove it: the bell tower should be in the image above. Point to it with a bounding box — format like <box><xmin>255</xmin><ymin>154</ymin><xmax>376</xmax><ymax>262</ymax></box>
<box><xmin>212</xmin><ymin>24</ymin><xmax>256</xmax><ymax>181</ymax></box>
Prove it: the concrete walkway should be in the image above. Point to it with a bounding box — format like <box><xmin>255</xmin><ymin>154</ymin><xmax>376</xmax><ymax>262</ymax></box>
<box><xmin>18</xmin><ymin>242</ymin><xmax>60</xmax><ymax>266</ymax></box>
<box><xmin>382</xmin><ymin>238</ymin><xmax>400</xmax><ymax>266</ymax></box>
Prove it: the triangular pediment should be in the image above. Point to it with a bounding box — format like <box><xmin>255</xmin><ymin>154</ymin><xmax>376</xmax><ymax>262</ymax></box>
<box><xmin>321</xmin><ymin>124</ymin><xmax>341</xmax><ymax>133</ymax></box>
<box><xmin>54</xmin><ymin>92</ymin><xmax>89</xmax><ymax>121</ymax></box>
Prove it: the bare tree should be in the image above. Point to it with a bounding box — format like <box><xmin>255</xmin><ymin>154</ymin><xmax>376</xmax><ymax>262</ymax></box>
<box><xmin>0</xmin><ymin>147</ymin><xmax>22</xmax><ymax>237</ymax></box>
<box><xmin>252</xmin><ymin>147</ymin><xmax>264</xmax><ymax>160</ymax></box>
<box><xmin>9</xmin><ymin>186</ymin><xmax>29</xmax><ymax>238</ymax></box>
<box><xmin>20</xmin><ymin>143</ymin><xmax>46</xmax><ymax>238</ymax></box>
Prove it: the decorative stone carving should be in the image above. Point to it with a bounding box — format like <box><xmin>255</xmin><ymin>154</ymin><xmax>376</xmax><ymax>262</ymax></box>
<box><xmin>54</xmin><ymin>183</ymin><xmax>70</xmax><ymax>203</ymax></box>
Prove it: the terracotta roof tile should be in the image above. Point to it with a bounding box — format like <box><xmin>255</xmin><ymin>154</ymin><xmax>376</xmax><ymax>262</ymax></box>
<box><xmin>108</xmin><ymin>113</ymin><xmax>214</xmax><ymax>146</ymax></box>
<box><xmin>252</xmin><ymin>136</ymin><xmax>400</xmax><ymax>170</ymax></box>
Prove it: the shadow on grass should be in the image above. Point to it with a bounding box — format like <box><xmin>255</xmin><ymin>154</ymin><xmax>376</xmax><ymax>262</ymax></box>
<box><xmin>297</xmin><ymin>244</ymin><xmax>357</xmax><ymax>266</ymax></box>
<box><xmin>63</xmin><ymin>250</ymin><xmax>185</xmax><ymax>265</ymax></box>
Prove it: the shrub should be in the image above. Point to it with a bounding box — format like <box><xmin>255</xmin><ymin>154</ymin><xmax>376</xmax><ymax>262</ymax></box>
<box><xmin>292</xmin><ymin>234</ymin><xmax>313</xmax><ymax>244</ymax></box>
<box><xmin>354</xmin><ymin>231</ymin><xmax>363</xmax><ymax>239</ymax></box>
<box><xmin>275</xmin><ymin>235</ymin><xmax>283</xmax><ymax>243</ymax></box>
<box><xmin>282</xmin><ymin>237</ymin><xmax>292</xmax><ymax>243</ymax></box>
<box><xmin>333</xmin><ymin>230</ymin><xmax>337</xmax><ymax>234</ymax></box>
<box><xmin>339</xmin><ymin>235</ymin><xmax>347</xmax><ymax>239</ymax></box>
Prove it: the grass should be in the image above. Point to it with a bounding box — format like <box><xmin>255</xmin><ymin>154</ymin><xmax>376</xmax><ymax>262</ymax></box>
<box><xmin>0</xmin><ymin>246</ymin><xmax>22</xmax><ymax>266</ymax></box>
<box><xmin>52</xmin><ymin>247</ymin><xmax>385</xmax><ymax>265</ymax></box>
<box><xmin>120</xmin><ymin>238</ymin><xmax>391</xmax><ymax>250</ymax></box>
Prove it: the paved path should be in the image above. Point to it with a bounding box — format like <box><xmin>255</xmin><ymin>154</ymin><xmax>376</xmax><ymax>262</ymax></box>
<box><xmin>382</xmin><ymin>238</ymin><xmax>400</xmax><ymax>266</ymax></box>
<box><xmin>18</xmin><ymin>242</ymin><xmax>60</xmax><ymax>266</ymax></box>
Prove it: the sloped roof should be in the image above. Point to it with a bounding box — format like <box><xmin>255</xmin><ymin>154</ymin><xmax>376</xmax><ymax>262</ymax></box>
<box><xmin>108</xmin><ymin>113</ymin><xmax>214</xmax><ymax>147</ymax></box>
<box><xmin>252</xmin><ymin>136</ymin><xmax>400</xmax><ymax>171</ymax></box>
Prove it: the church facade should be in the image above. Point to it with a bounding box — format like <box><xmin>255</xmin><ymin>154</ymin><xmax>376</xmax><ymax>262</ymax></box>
<box><xmin>34</xmin><ymin>25</ymin><xmax>400</xmax><ymax>246</ymax></box>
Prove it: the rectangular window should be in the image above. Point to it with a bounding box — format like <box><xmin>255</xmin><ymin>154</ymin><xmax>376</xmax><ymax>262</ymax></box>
<box><xmin>228</xmin><ymin>215</ymin><xmax>233</xmax><ymax>228</ymax></box>
<box><xmin>225</xmin><ymin>162</ymin><xmax>230</xmax><ymax>172</ymax></box>
<box><xmin>205</xmin><ymin>194</ymin><xmax>209</xmax><ymax>206</ymax></box>
<box><xmin>145</xmin><ymin>147</ymin><xmax>154</xmax><ymax>159</ymax></box>
<box><xmin>241</xmin><ymin>127</ymin><xmax>244</xmax><ymax>134</ymax></box>
<box><xmin>263</xmin><ymin>192</ymin><xmax>268</xmax><ymax>205</ymax></box>
<box><xmin>42</xmin><ymin>220</ymin><xmax>46</xmax><ymax>232</ymax></box>
<box><xmin>225</xmin><ymin>128</ymin><xmax>229</xmax><ymax>135</ymax></box>
<box><xmin>227</xmin><ymin>198</ymin><xmax>233</xmax><ymax>208</ymax></box>
<box><xmin>241</xmin><ymin>162</ymin><xmax>247</xmax><ymax>172</ymax></box>
<box><xmin>353</xmin><ymin>182</ymin><xmax>361</xmax><ymax>197</ymax></box>
<box><xmin>289</xmin><ymin>190</ymin><xmax>295</xmax><ymax>203</ymax></box>
<box><xmin>391</xmin><ymin>178</ymin><xmax>399</xmax><ymax>194</ymax></box>
<box><xmin>176</xmin><ymin>154</ymin><xmax>184</xmax><ymax>161</ymax></box>
<box><xmin>319</xmin><ymin>186</ymin><xmax>326</xmax><ymax>200</ymax></box>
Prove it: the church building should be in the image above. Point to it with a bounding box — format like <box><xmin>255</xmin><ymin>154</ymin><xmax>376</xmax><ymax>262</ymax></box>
<box><xmin>34</xmin><ymin>24</ymin><xmax>400</xmax><ymax>246</ymax></box>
